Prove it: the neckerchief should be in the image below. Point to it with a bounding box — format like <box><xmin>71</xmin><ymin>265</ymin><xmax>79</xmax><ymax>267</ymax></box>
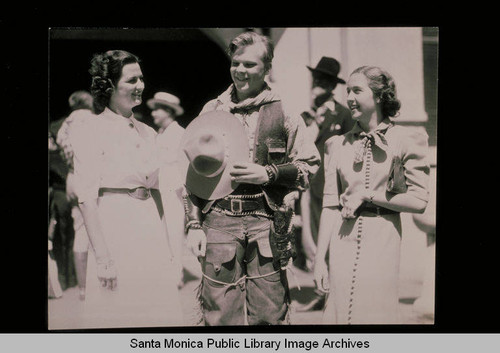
<box><xmin>352</xmin><ymin>118</ymin><xmax>394</xmax><ymax>164</ymax></box>
<box><xmin>215</xmin><ymin>83</ymin><xmax>281</xmax><ymax>113</ymax></box>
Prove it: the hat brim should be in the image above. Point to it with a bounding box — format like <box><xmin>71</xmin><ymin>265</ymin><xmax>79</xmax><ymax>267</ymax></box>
<box><xmin>147</xmin><ymin>99</ymin><xmax>184</xmax><ymax>116</ymax></box>
<box><xmin>178</xmin><ymin>111</ymin><xmax>249</xmax><ymax>200</ymax></box>
<box><xmin>307</xmin><ymin>66</ymin><xmax>346</xmax><ymax>84</ymax></box>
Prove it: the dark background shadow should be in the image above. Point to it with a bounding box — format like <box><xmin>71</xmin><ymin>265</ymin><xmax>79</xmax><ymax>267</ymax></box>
<box><xmin>49</xmin><ymin>28</ymin><xmax>231</xmax><ymax>129</ymax></box>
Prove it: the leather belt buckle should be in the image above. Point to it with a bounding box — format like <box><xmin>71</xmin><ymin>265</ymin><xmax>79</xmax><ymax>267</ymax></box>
<box><xmin>128</xmin><ymin>187</ymin><xmax>151</xmax><ymax>200</ymax></box>
<box><xmin>230</xmin><ymin>199</ymin><xmax>243</xmax><ymax>213</ymax></box>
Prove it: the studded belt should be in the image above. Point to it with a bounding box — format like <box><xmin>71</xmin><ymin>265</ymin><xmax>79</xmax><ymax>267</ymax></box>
<box><xmin>214</xmin><ymin>195</ymin><xmax>267</xmax><ymax>214</ymax></box>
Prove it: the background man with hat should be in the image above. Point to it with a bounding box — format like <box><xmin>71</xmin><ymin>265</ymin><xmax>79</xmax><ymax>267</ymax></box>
<box><xmin>148</xmin><ymin>91</ymin><xmax>188</xmax><ymax>289</ymax></box>
<box><xmin>181</xmin><ymin>31</ymin><xmax>320</xmax><ymax>326</ymax></box>
<box><xmin>297</xmin><ymin>56</ymin><xmax>355</xmax><ymax>312</ymax></box>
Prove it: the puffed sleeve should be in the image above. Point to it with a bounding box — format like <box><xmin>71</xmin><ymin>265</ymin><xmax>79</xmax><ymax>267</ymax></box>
<box><xmin>71</xmin><ymin>117</ymin><xmax>103</xmax><ymax>203</ymax></box>
<box><xmin>401</xmin><ymin>128</ymin><xmax>430</xmax><ymax>202</ymax></box>
<box><xmin>322</xmin><ymin>135</ymin><xmax>341</xmax><ymax>208</ymax></box>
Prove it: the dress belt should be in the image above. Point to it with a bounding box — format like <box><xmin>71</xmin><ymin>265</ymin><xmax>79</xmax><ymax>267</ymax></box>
<box><xmin>359</xmin><ymin>204</ymin><xmax>398</xmax><ymax>216</ymax></box>
<box><xmin>98</xmin><ymin>186</ymin><xmax>158</xmax><ymax>200</ymax></box>
<box><xmin>98</xmin><ymin>187</ymin><xmax>164</xmax><ymax>218</ymax></box>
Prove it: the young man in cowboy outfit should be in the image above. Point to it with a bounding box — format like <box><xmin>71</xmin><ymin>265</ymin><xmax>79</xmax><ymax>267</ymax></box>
<box><xmin>181</xmin><ymin>31</ymin><xmax>320</xmax><ymax>325</ymax></box>
<box><xmin>297</xmin><ymin>56</ymin><xmax>355</xmax><ymax>311</ymax></box>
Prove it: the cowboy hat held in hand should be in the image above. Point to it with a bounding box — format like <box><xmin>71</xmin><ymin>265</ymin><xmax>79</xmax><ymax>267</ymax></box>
<box><xmin>178</xmin><ymin>110</ymin><xmax>249</xmax><ymax>200</ymax></box>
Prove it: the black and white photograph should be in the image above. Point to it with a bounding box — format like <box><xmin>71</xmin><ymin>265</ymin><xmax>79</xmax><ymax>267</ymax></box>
<box><xmin>46</xmin><ymin>27</ymin><xmax>439</xmax><ymax>330</ymax></box>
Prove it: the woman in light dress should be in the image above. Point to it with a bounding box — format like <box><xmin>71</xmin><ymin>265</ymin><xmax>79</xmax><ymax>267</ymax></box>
<box><xmin>314</xmin><ymin>66</ymin><xmax>430</xmax><ymax>324</ymax></box>
<box><xmin>72</xmin><ymin>50</ymin><xmax>183</xmax><ymax>328</ymax></box>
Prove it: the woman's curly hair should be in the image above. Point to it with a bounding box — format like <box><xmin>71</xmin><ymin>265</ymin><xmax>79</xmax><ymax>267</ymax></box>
<box><xmin>88</xmin><ymin>50</ymin><xmax>140</xmax><ymax>114</ymax></box>
<box><xmin>351</xmin><ymin>66</ymin><xmax>401</xmax><ymax>118</ymax></box>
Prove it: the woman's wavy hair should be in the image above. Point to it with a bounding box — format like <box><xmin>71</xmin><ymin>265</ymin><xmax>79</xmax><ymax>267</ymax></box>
<box><xmin>88</xmin><ymin>50</ymin><xmax>140</xmax><ymax>114</ymax></box>
<box><xmin>227</xmin><ymin>31</ymin><xmax>274</xmax><ymax>71</ymax></box>
<box><xmin>351</xmin><ymin>66</ymin><xmax>401</xmax><ymax>118</ymax></box>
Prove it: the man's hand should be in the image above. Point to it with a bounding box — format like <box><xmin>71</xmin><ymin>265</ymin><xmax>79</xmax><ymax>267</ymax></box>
<box><xmin>283</xmin><ymin>191</ymin><xmax>299</xmax><ymax>209</ymax></box>
<box><xmin>186</xmin><ymin>228</ymin><xmax>207</xmax><ymax>257</ymax></box>
<box><xmin>230</xmin><ymin>162</ymin><xmax>269</xmax><ymax>185</ymax></box>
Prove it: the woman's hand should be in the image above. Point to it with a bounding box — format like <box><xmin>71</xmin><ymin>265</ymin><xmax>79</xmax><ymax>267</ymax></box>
<box><xmin>230</xmin><ymin>162</ymin><xmax>269</xmax><ymax>185</ymax></box>
<box><xmin>186</xmin><ymin>228</ymin><xmax>207</xmax><ymax>257</ymax></box>
<box><xmin>340</xmin><ymin>190</ymin><xmax>369</xmax><ymax>219</ymax></box>
<box><xmin>313</xmin><ymin>259</ymin><xmax>330</xmax><ymax>293</ymax></box>
<box><xmin>97</xmin><ymin>259</ymin><xmax>117</xmax><ymax>290</ymax></box>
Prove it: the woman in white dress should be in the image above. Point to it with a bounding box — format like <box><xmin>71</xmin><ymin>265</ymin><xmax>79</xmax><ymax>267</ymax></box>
<box><xmin>72</xmin><ymin>50</ymin><xmax>183</xmax><ymax>328</ymax></box>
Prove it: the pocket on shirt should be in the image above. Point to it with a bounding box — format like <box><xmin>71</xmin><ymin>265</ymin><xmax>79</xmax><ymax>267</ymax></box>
<box><xmin>266</xmin><ymin>139</ymin><xmax>287</xmax><ymax>165</ymax></box>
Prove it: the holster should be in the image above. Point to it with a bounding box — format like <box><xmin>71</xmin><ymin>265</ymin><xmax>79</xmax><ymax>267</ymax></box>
<box><xmin>269</xmin><ymin>205</ymin><xmax>297</xmax><ymax>269</ymax></box>
<box><xmin>182</xmin><ymin>188</ymin><xmax>204</xmax><ymax>232</ymax></box>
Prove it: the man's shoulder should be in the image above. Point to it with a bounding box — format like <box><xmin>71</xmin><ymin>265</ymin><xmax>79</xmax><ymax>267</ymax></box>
<box><xmin>199</xmin><ymin>98</ymin><xmax>220</xmax><ymax>115</ymax></box>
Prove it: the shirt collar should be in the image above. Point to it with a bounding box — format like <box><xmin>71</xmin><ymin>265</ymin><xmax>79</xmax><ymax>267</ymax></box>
<box><xmin>102</xmin><ymin>107</ymin><xmax>138</xmax><ymax>126</ymax></box>
<box><xmin>351</xmin><ymin>117</ymin><xmax>393</xmax><ymax>138</ymax></box>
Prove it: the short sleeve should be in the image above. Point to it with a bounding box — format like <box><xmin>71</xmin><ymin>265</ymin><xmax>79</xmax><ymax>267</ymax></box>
<box><xmin>322</xmin><ymin>135</ymin><xmax>341</xmax><ymax>207</ymax></box>
<box><xmin>71</xmin><ymin>118</ymin><xmax>103</xmax><ymax>203</ymax></box>
<box><xmin>401</xmin><ymin>129</ymin><xmax>430</xmax><ymax>202</ymax></box>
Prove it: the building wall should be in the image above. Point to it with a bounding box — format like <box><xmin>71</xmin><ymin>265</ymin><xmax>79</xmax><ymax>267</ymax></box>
<box><xmin>272</xmin><ymin>27</ymin><xmax>428</xmax><ymax>125</ymax></box>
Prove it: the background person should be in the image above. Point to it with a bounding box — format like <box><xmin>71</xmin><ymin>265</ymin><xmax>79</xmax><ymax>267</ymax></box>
<box><xmin>148</xmin><ymin>91</ymin><xmax>190</xmax><ymax>289</ymax></box>
<box><xmin>56</xmin><ymin>90</ymin><xmax>96</xmax><ymax>301</ymax></box>
<box><xmin>296</xmin><ymin>57</ymin><xmax>354</xmax><ymax>312</ymax></box>
<box><xmin>314</xmin><ymin>65</ymin><xmax>430</xmax><ymax>324</ymax></box>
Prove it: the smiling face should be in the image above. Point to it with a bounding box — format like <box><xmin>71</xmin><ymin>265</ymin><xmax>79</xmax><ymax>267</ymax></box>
<box><xmin>109</xmin><ymin>62</ymin><xmax>144</xmax><ymax>117</ymax></box>
<box><xmin>230</xmin><ymin>43</ymin><xmax>269</xmax><ymax>101</ymax></box>
<box><xmin>346</xmin><ymin>73</ymin><xmax>380</xmax><ymax>123</ymax></box>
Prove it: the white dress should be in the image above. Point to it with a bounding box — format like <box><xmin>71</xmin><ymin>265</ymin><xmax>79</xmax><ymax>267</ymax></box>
<box><xmin>72</xmin><ymin>108</ymin><xmax>183</xmax><ymax>328</ymax></box>
<box><xmin>321</xmin><ymin>120</ymin><xmax>429</xmax><ymax>324</ymax></box>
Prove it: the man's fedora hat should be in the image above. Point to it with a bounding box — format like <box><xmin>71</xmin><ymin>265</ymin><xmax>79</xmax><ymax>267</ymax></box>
<box><xmin>178</xmin><ymin>111</ymin><xmax>249</xmax><ymax>200</ymax></box>
<box><xmin>307</xmin><ymin>56</ymin><xmax>346</xmax><ymax>84</ymax></box>
<box><xmin>147</xmin><ymin>92</ymin><xmax>184</xmax><ymax>116</ymax></box>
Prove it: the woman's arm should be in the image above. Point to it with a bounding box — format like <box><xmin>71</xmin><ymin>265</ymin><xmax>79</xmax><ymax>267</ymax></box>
<box><xmin>313</xmin><ymin>206</ymin><xmax>340</xmax><ymax>293</ymax></box>
<box><xmin>367</xmin><ymin>190</ymin><xmax>427</xmax><ymax>214</ymax></box>
<box><xmin>79</xmin><ymin>199</ymin><xmax>111</xmax><ymax>261</ymax></box>
<box><xmin>79</xmin><ymin>199</ymin><xmax>117</xmax><ymax>290</ymax></box>
<box><xmin>342</xmin><ymin>129</ymin><xmax>430</xmax><ymax>218</ymax></box>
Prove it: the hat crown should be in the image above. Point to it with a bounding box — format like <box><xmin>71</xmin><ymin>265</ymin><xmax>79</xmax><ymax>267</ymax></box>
<box><xmin>153</xmin><ymin>92</ymin><xmax>180</xmax><ymax>105</ymax></box>
<box><xmin>315</xmin><ymin>57</ymin><xmax>340</xmax><ymax>75</ymax></box>
<box><xmin>179</xmin><ymin>110</ymin><xmax>250</xmax><ymax>200</ymax></box>
<box><xmin>184</xmin><ymin>131</ymin><xmax>227</xmax><ymax>177</ymax></box>
<box><xmin>308</xmin><ymin>56</ymin><xmax>345</xmax><ymax>83</ymax></box>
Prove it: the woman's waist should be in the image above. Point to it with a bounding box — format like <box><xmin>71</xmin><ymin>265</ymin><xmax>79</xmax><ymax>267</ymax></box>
<box><xmin>99</xmin><ymin>173</ymin><xmax>159</xmax><ymax>190</ymax></box>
